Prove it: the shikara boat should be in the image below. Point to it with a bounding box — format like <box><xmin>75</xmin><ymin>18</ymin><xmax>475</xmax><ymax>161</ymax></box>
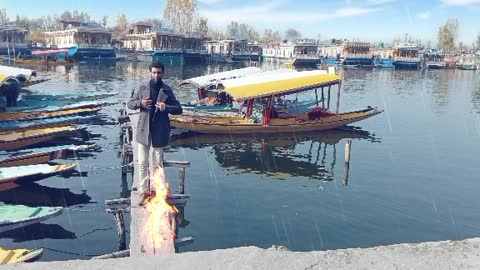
<box><xmin>0</xmin><ymin>105</ymin><xmax>101</xmax><ymax>122</ymax></box>
<box><xmin>0</xmin><ymin>204</ymin><xmax>63</xmax><ymax>233</ymax></box>
<box><xmin>20</xmin><ymin>91</ymin><xmax>118</xmax><ymax>102</ymax></box>
<box><xmin>0</xmin><ymin>163</ymin><xmax>76</xmax><ymax>187</ymax></box>
<box><xmin>0</xmin><ymin>125</ymin><xmax>78</xmax><ymax>151</ymax></box>
<box><xmin>0</xmin><ymin>246</ymin><xmax>44</xmax><ymax>264</ymax></box>
<box><xmin>171</xmin><ymin>70</ymin><xmax>382</xmax><ymax>134</ymax></box>
<box><xmin>0</xmin><ymin>115</ymin><xmax>94</xmax><ymax>132</ymax></box>
<box><xmin>0</xmin><ymin>144</ymin><xmax>95</xmax><ymax>168</ymax></box>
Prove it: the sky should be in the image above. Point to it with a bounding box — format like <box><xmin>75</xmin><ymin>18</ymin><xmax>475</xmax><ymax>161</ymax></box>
<box><xmin>1</xmin><ymin>0</ymin><xmax>479</xmax><ymax>45</ymax></box>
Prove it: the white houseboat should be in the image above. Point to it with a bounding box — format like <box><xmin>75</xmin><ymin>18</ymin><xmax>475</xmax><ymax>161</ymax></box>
<box><xmin>262</xmin><ymin>39</ymin><xmax>320</xmax><ymax>67</ymax></box>
<box><xmin>44</xmin><ymin>18</ymin><xmax>115</xmax><ymax>61</ymax></box>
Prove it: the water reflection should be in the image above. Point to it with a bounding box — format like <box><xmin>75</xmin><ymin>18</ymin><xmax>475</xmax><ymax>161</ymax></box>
<box><xmin>170</xmin><ymin>127</ymin><xmax>378</xmax><ymax>181</ymax></box>
<box><xmin>0</xmin><ymin>223</ymin><xmax>76</xmax><ymax>242</ymax></box>
<box><xmin>0</xmin><ymin>183</ymin><xmax>92</xmax><ymax>207</ymax></box>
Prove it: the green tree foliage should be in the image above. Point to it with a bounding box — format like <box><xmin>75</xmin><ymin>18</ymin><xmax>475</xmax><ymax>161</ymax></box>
<box><xmin>195</xmin><ymin>17</ymin><xmax>208</xmax><ymax>37</ymax></box>
<box><xmin>116</xmin><ymin>14</ymin><xmax>127</xmax><ymax>31</ymax></box>
<box><xmin>163</xmin><ymin>0</ymin><xmax>198</xmax><ymax>34</ymax></box>
<box><xmin>437</xmin><ymin>18</ymin><xmax>459</xmax><ymax>51</ymax></box>
<box><xmin>285</xmin><ymin>28</ymin><xmax>301</xmax><ymax>41</ymax></box>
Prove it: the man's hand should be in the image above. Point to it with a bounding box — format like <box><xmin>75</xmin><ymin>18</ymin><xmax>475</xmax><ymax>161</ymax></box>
<box><xmin>141</xmin><ymin>98</ymin><xmax>153</xmax><ymax>109</ymax></box>
<box><xmin>155</xmin><ymin>101</ymin><xmax>166</xmax><ymax>111</ymax></box>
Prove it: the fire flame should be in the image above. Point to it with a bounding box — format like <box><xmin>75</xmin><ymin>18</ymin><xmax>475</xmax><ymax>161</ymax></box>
<box><xmin>141</xmin><ymin>166</ymin><xmax>178</xmax><ymax>254</ymax></box>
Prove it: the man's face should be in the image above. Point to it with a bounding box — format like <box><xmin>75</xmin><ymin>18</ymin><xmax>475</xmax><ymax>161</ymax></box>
<box><xmin>151</xmin><ymin>67</ymin><xmax>163</xmax><ymax>82</ymax></box>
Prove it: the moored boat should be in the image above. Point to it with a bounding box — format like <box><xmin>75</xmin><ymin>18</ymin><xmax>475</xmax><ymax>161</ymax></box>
<box><xmin>0</xmin><ymin>204</ymin><xmax>63</xmax><ymax>233</ymax></box>
<box><xmin>0</xmin><ymin>115</ymin><xmax>95</xmax><ymax>132</ymax></box>
<box><xmin>0</xmin><ymin>163</ymin><xmax>76</xmax><ymax>187</ymax></box>
<box><xmin>0</xmin><ymin>125</ymin><xmax>78</xmax><ymax>151</ymax></box>
<box><xmin>0</xmin><ymin>246</ymin><xmax>44</xmax><ymax>264</ymax></box>
<box><xmin>171</xmin><ymin>70</ymin><xmax>382</xmax><ymax>134</ymax></box>
<box><xmin>0</xmin><ymin>144</ymin><xmax>95</xmax><ymax>167</ymax></box>
<box><xmin>0</xmin><ymin>105</ymin><xmax>101</xmax><ymax>122</ymax></box>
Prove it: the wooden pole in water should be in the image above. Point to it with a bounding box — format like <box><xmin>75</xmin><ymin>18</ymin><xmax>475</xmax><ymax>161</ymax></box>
<box><xmin>321</xmin><ymin>87</ymin><xmax>325</xmax><ymax>108</ymax></box>
<box><xmin>343</xmin><ymin>139</ymin><xmax>352</xmax><ymax>186</ymax></box>
<box><xmin>315</xmin><ymin>88</ymin><xmax>318</xmax><ymax>106</ymax></box>
<box><xmin>336</xmin><ymin>81</ymin><xmax>342</xmax><ymax>114</ymax></box>
<box><xmin>327</xmin><ymin>86</ymin><xmax>331</xmax><ymax>110</ymax></box>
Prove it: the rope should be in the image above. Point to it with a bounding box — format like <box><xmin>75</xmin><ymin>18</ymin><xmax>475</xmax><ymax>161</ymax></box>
<box><xmin>39</xmin><ymin>247</ymin><xmax>102</xmax><ymax>257</ymax></box>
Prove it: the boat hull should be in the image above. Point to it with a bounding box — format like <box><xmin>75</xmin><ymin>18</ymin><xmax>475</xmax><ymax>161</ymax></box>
<box><xmin>171</xmin><ymin>107</ymin><xmax>382</xmax><ymax>134</ymax></box>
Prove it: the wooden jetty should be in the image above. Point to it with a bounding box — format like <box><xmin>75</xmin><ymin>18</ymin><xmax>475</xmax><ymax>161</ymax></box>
<box><xmin>102</xmin><ymin>106</ymin><xmax>192</xmax><ymax>258</ymax></box>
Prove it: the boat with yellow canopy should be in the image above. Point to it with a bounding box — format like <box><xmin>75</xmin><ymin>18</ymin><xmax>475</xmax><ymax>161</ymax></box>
<box><xmin>171</xmin><ymin>69</ymin><xmax>382</xmax><ymax>134</ymax></box>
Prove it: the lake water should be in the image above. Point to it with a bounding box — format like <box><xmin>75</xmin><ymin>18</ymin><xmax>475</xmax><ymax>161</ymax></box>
<box><xmin>1</xmin><ymin>61</ymin><xmax>479</xmax><ymax>261</ymax></box>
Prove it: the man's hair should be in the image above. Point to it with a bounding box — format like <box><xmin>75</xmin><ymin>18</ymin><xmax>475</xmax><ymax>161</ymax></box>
<box><xmin>149</xmin><ymin>61</ymin><xmax>165</xmax><ymax>72</ymax></box>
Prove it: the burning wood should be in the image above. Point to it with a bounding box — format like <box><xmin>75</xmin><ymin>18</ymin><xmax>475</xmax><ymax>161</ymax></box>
<box><xmin>140</xmin><ymin>166</ymin><xmax>177</xmax><ymax>255</ymax></box>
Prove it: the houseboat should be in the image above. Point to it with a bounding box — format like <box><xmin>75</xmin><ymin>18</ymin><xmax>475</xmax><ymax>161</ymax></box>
<box><xmin>0</xmin><ymin>23</ymin><xmax>29</xmax><ymax>57</ymax></box>
<box><xmin>44</xmin><ymin>18</ymin><xmax>115</xmax><ymax>61</ymax></box>
<box><xmin>392</xmin><ymin>42</ymin><xmax>422</xmax><ymax>70</ymax></box>
<box><xmin>341</xmin><ymin>42</ymin><xmax>374</xmax><ymax>67</ymax></box>
<box><xmin>262</xmin><ymin>39</ymin><xmax>320</xmax><ymax>67</ymax></box>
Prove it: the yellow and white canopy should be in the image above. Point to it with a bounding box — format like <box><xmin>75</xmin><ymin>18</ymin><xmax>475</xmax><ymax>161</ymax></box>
<box><xmin>220</xmin><ymin>70</ymin><xmax>341</xmax><ymax>101</ymax></box>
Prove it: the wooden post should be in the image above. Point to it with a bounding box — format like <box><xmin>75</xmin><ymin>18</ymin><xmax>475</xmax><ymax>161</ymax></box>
<box><xmin>336</xmin><ymin>81</ymin><xmax>342</xmax><ymax>114</ymax></box>
<box><xmin>327</xmin><ymin>85</ymin><xmax>331</xmax><ymax>110</ymax></box>
<box><xmin>179</xmin><ymin>167</ymin><xmax>185</xmax><ymax>194</ymax></box>
<box><xmin>315</xmin><ymin>88</ymin><xmax>318</xmax><ymax>106</ymax></box>
<box><xmin>321</xmin><ymin>87</ymin><xmax>325</xmax><ymax>108</ymax></box>
<box><xmin>345</xmin><ymin>139</ymin><xmax>352</xmax><ymax>163</ymax></box>
<box><xmin>343</xmin><ymin>139</ymin><xmax>352</xmax><ymax>186</ymax></box>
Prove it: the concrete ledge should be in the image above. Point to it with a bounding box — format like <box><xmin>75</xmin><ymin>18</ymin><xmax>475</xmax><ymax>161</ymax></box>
<box><xmin>4</xmin><ymin>238</ymin><xmax>480</xmax><ymax>269</ymax></box>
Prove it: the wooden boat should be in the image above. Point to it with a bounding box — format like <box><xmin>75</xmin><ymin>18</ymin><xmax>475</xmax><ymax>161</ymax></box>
<box><xmin>0</xmin><ymin>204</ymin><xmax>63</xmax><ymax>233</ymax></box>
<box><xmin>0</xmin><ymin>125</ymin><xmax>77</xmax><ymax>151</ymax></box>
<box><xmin>20</xmin><ymin>91</ymin><xmax>118</xmax><ymax>102</ymax></box>
<box><xmin>182</xmin><ymin>68</ymin><xmax>299</xmax><ymax>112</ymax></box>
<box><xmin>0</xmin><ymin>163</ymin><xmax>76</xmax><ymax>187</ymax></box>
<box><xmin>0</xmin><ymin>115</ymin><xmax>94</xmax><ymax>132</ymax></box>
<box><xmin>0</xmin><ymin>246</ymin><xmax>44</xmax><ymax>264</ymax></box>
<box><xmin>0</xmin><ymin>144</ymin><xmax>95</xmax><ymax>168</ymax></box>
<box><xmin>171</xmin><ymin>70</ymin><xmax>382</xmax><ymax>134</ymax></box>
<box><xmin>0</xmin><ymin>105</ymin><xmax>101</xmax><ymax>122</ymax></box>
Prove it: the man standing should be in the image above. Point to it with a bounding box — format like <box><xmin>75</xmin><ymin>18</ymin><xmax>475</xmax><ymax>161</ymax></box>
<box><xmin>127</xmin><ymin>62</ymin><xmax>183</xmax><ymax>203</ymax></box>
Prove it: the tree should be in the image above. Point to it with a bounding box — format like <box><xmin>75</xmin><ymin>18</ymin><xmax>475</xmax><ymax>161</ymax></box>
<box><xmin>146</xmin><ymin>18</ymin><xmax>163</xmax><ymax>30</ymax></box>
<box><xmin>116</xmin><ymin>14</ymin><xmax>127</xmax><ymax>31</ymax></box>
<box><xmin>437</xmin><ymin>18</ymin><xmax>459</xmax><ymax>51</ymax></box>
<box><xmin>163</xmin><ymin>0</ymin><xmax>198</xmax><ymax>34</ymax></box>
<box><xmin>195</xmin><ymin>17</ymin><xmax>208</xmax><ymax>37</ymax></box>
<box><xmin>102</xmin><ymin>16</ymin><xmax>108</xmax><ymax>28</ymax></box>
<box><xmin>285</xmin><ymin>28</ymin><xmax>301</xmax><ymax>41</ymax></box>
<box><xmin>261</xmin><ymin>29</ymin><xmax>281</xmax><ymax>44</ymax></box>
<box><xmin>476</xmin><ymin>33</ymin><xmax>480</xmax><ymax>50</ymax></box>
<box><xmin>238</xmin><ymin>23</ymin><xmax>260</xmax><ymax>42</ymax></box>
<box><xmin>29</xmin><ymin>29</ymin><xmax>47</xmax><ymax>46</ymax></box>
<box><xmin>208</xmin><ymin>28</ymin><xmax>227</xmax><ymax>40</ymax></box>
<box><xmin>227</xmin><ymin>21</ymin><xmax>239</xmax><ymax>37</ymax></box>
<box><xmin>0</xmin><ymin>8</ymin><xmax>8</xmax><ymax>24</ymax></box>
<box><xmin>15</xmin><ymin>15</ymin><xmax>30</xmax><ymax>30</ymax></box>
